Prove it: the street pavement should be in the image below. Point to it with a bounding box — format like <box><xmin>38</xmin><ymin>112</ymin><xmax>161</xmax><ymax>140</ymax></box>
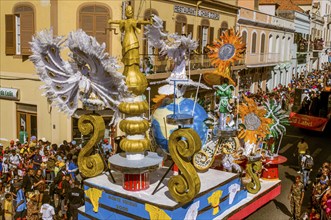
<box><xmin>247</xmin><ymin>125</ymin><xmax>331</xmax><ymax>220</ymax></box>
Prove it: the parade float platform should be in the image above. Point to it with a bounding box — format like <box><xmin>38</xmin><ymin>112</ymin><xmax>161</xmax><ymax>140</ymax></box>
<box><xmin>77</xmin><ymin>168</ymin><xmax>282</xmax><ymax>220</ymax></box>
<box><xmin>77</xmin><ymin>168</ymin><xmax>247</xmax><ymax>220</ymax></box>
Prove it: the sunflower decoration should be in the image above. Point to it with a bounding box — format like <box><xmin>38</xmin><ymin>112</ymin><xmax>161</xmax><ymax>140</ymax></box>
<box><xmin>203</xmin><ymin>28</ymin><xmax>246</xmax><ymax>86</ymax></box>
<box><xmin>238</xmin><ymin>95</ymin><xmax>272</xmax><ymax>144</ymax></box>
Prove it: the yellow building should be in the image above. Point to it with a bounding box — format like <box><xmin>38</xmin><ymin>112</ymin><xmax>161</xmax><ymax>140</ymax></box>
<box><xmin>0</xmin><ymin>0</ymin><xmax>238</xmax><ymax>146</ymax></box>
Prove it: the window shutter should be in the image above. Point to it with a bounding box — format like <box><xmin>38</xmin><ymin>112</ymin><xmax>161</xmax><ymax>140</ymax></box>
<box><xmin>20</xmin><ymin>12</ymin><xmax>34</xmax><ymax>55</ymax></box>
<box><xmin>163</xmin><ymin>21</ymin><xmax>167</xmax><ymax>32</ymax></box>
<box><xmin>95</xmin><ymin>15</ymin><xmax>109</xmax><ymax>50</ymax></box>
<box><xmin>209</xmin><ymin>27</ymin><xmax>214</xmax><ymax>44</ymax></box>
<box><xmin>175</xmin><ymin>22</ymin><xmax>182</xmax><ymax>35</ymax></box>
<box><xmin>80</xmin><ymin>14</ymin><xmax>94</xmax><ymax>37</ymax></box>
<box><xmin>197</xmin><ymin>25</ymin><xmax>202</xmax><ymax>53</ymax></box>
<box><xmin>5</xmin><ymin>14</ymin><xmax>16</xmax><ymax>55</ymax></box>
<box><xmin>187</xmin><ymin>24</ymin><xmax>194</xmax><ymax>37</ymax></box>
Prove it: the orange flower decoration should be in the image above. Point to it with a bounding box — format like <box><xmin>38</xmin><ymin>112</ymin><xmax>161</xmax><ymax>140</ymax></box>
<box><xmin>207</xmin><ymin>28</ymin><xmax>246</xmax><ymax>70</ymax></box>
<box><xmin>239</xmin><ymin>96</ymin><xmax>272</xmax><ymax>144</ymax></box>
<box><xmin>203</xmin><ymin>28</ymin><xmax>246</xmax><ymax>86</ymax></box>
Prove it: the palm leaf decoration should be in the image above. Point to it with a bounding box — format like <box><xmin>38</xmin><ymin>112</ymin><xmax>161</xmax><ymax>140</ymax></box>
<box><xmin>263</xmin><ymin>99</ymin><xmax>289</xmax><ymax>139</ymax></box>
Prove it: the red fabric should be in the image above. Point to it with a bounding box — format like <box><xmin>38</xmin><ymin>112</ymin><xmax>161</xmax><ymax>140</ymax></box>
<box><xmin>289</xmin><ymin>112</ymin><xmax>329</xmax><ymax>131</ymax></box>
<box><xmin>228</xmin><ymin>184</ymin><xmax>281</xmax><ymax>220</ymax></box>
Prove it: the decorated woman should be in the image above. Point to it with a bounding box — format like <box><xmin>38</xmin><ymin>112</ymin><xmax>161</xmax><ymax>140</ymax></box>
<box><xmin>32</xmin><ymin>169</ymin><xmax>46</xmax><ymax>208</ymax></box>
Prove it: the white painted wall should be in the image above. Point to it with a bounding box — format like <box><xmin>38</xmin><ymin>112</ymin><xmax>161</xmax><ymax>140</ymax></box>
<box><xmin>259</xmin><ymin>5</ymin><xmax>276</xmax><ymax>16</ymax></box>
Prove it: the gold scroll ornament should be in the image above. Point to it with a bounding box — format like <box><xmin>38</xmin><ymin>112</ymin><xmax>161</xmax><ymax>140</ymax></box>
<box><xmin>108</xmin><ymin>5</ymin><xmax>151</xmax><ymax>154</ymax></box>
<box><xmin>168</xmin><ymin>128</ymin><xmax>202</xmax><ymax>204</ymax></box>
<box><xmin>77</xmin><ymin>114</ymin><xmax>105</xmax><ymax>178</ymax></box>
<box><xmin>245</xmin><ymin>159</ymin><xmax>262</xmax><ymax>194</ymax></box>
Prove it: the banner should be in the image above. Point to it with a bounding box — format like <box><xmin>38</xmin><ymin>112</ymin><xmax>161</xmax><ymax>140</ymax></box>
<box><xmin>289</xmin><ymin>112</ymin><xmax>329</xmax><ymax>132</ymax></box>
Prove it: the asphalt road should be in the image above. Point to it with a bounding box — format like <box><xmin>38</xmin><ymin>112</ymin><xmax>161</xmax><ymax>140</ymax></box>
<box><xmin>247</xmin><ymin>125</ymin><xmax>331</xmax><ymax>220</ymax></box>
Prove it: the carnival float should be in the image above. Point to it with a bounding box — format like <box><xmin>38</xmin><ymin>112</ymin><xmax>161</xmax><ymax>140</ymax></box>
<box><xmin>30</xmin><ymin>4</ymin><xmax>289</xmax><ymax>220</ymax></box>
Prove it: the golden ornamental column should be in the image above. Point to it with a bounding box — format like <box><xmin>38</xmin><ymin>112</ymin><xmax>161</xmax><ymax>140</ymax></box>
<box><xmin>109</xmin><ymin>5</ymin><xmax>150</xmax><ymax>160</ymax></box>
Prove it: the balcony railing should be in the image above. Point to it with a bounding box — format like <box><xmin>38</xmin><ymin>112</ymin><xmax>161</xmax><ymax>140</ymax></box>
<box><xmin>140</xmin><ymin>54</ymin><xmax>213</xmax><ymax>74</ymax></box>
<box><xmin>297</xmin><ymin>44</ymin><xmax>308</xmax><ymax>52</ymax></box>
<box><xmin>245</xmin><ymin>53</ymin><xmax>280</xmax><ymax>65</ymax></box>
<box><xmin>313</xmin><ymin>40</ymin><xmax>324</xmax><ymax>51</ymax></box>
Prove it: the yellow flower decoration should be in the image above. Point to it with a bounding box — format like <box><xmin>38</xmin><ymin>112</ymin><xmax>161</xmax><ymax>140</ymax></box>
<box><xmin>239</xmin><ymin>96</ymin><xmax>272</xmax><ymax>144</ymax></box>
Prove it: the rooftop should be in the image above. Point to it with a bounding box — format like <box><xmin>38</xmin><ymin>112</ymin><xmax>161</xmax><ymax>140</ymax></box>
<box><xmin>259</xmin><ymin>0</ymin><xmax>304</xmax><ymax>12</ymax></box>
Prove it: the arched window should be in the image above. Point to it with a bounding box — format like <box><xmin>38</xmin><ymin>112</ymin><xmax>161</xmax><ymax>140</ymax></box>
<box><xmin>268</xmin><ymin>34</ymin><xmax>273</xmax><ymax>53</ymax></box>
<box><xmin>287</xmin><ymin>37</ymin><xmax>291</xmax><ymax>61</ymax></box>
<box><xmin>276</xmin><ymin>35</ymin><xmax>280</xmax><ymax>53</ymax></box>
<box><xmin>175</xmin><ymin>15</ymin><xmax>187</xmax><ymax>35</ymax></box>
<box><xmin>241</xmin><ymin>31</ymin><xmax>247</xmax><ymax>45</ymax></box>
<box><xmin>260</xmin><ymin>33</ymin><xmax>265</xmax><ymax>54</ymax></box>
<box><xmin>5</xmin><ymin>4</ymin><xmax>35</xmax><ymax>55</ymax></box>
<box><xmin>251</xmin><ymin>32</ymin><xmax>257</xmax><ymax>53</ymax></box>
<box><xmin>79</xmin><ymin>4</ymin><xmax>110</xmax><ymax>51</ymax></box>
<box><xmin>219</xmin><ymin>21</ymin><xmax>228</xmax><ymax>36</ymax></box>
<box><xmin>198</xmin><ymin>19</ymin><xmax>213</xmax><ymax>54</ymax></box>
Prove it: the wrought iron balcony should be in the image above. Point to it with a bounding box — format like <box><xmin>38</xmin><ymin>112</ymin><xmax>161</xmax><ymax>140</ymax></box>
<box><xmin>297</xmin><ymin>40</ymin><xmax>308</xmax><ymax>53</ymax></box>
<box><xmin>313</xmin><ymin>39</ymin><xmax>324</xmax><ymax>51</ymax></box>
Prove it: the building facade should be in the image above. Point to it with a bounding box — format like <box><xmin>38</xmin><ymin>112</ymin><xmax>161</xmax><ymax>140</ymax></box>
<box><xmin>0</xmin><ymin>0</ymin><xmax>239</xmax><ymax>145</ymax></box>
<box><xmin>278</xmin><ymin>10</ymin><xmax>311</xmax><ymax>76</ymax></box>
<box><xmin>237</xmin><ymin>2</ymin><xmax>295</xmax><ymax>93</ymax></box>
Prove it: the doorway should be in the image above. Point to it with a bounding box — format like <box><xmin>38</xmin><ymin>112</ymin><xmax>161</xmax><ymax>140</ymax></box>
<box><xmin>16</xmin><ymin>104</ymin><xmax>37</xmax><ymax>143</ymax></box>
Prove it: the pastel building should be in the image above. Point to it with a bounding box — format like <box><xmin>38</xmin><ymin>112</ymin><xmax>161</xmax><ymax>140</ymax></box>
<box><xmin>237</xmin><ymin>0</ymin><xmax>295</xmax><ymax>92</ymax></box>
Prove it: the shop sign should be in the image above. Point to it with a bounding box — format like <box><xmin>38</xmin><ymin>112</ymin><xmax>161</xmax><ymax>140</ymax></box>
<box><xmin>0</xmin><ymin>87</ymin><xmax>20</xmax><ymax>101</ymax></box>
<box><xmin>174</xmin><ymin>5</ymin><xmax>220</xmax><ymax>20</ymax></box>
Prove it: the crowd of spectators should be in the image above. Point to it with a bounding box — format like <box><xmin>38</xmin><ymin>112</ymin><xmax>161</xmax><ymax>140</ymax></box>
<box><xmin>245</xmin><ymin>67</ymin><xmax>331</xmax><ymax>116</ymax></box>
<box><xmin>0</xmin><ymin>137</ymin><xmax>113</xmax><ymax>220</ymax></box>
<box><xmin>303</xmin><ymin>161</ymin><xmax>331</xmax><ymax>220</ymax></box>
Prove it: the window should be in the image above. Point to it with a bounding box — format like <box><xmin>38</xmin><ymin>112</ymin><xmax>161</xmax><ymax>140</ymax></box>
<box><xmin>268</xmin><ymin>34</ymin><xmax>273</xmax><ymax>53</ymax></box>
<box><xmin>5</xmin><ymin>5</ymin><xmax>34</xmax><ymax>56</ymax></box>
<box><xmin>16</xmin><ymin>104</ymin><xmax>37</xmax><ymax>143</ymax></box>
<box><xmin>175</xmin><ymin>15</ymin><xmax>187</xmax><ymax>35</ymax></box>
<box><xmin>241</xmin><ymin>31</ymin><xmax>247</xmax><ymax>45</ymax></box>
<box><xmin>219</xmin><ymin>21</ymin><xmax>228</xmax><ymax>36</ymax></box>
<box><xmin>276</xmin><ymin>35</ymin><xmax>280</xmax><ymax>54</ymax></box>
<box><xmin>287</xmin><ymin>37</ymin><xmax>291</xmax><ymax>61</ymax></box>
<box><xmin>260</xmin><ymin>33</ymin><xmax>265</xmax><ymax>62</ymax></box>
<box><xmin>251</xmin><ymin>32</ymin><xmax>257</xmax><ymax>53</ymax></box>
<box><xmin>79</xmin><ymin>4</ymin><xmax>110</xmax><ymax>51</ymax></box>
<box><xmin>260</xmin><ymin>33</ymin><xmax>265</xmax><ymax>53</ymax></box>
<box><xmin>198</xmin><ymin>19</ymin><xmax>213</xmax><ymax>53</ymax></box>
